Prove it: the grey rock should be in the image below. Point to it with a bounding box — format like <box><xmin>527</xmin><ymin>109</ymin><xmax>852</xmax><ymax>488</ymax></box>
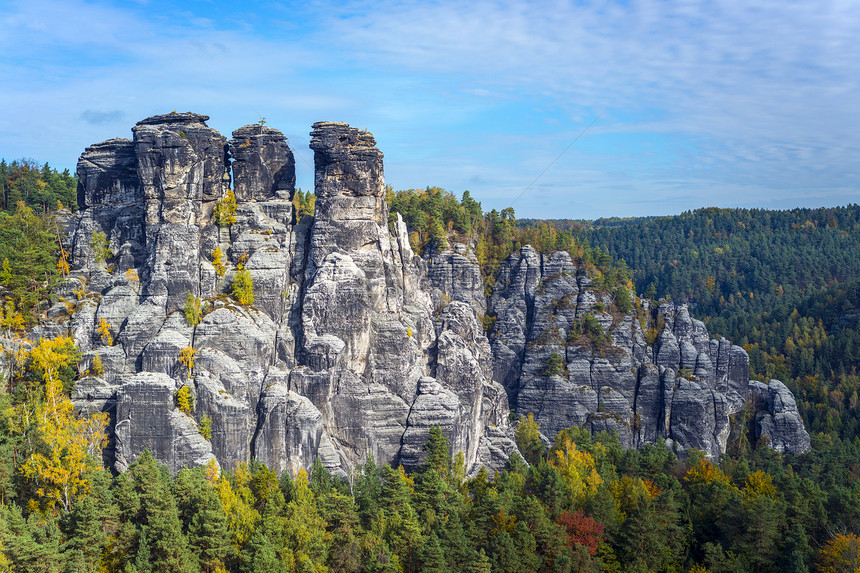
<box><xmin>749</xmin><ymin>380</ymin><xmax>811</xmax><ymax>454</ymax></box>
<box><xmin>425</xmin><ymin>243</ymin><xmax>486</xmax><ymax>317</ymax></box>
<box><xmin>53</xmin><ymin>112</ymin><xmax>810</xmax><ymax>478</ymax></box>
<box><xmin>229</xmin><ymin>125</ymin><xmax>295</xmax><ymax>202</ymax></box>
<box><xmin>114</xmin><ymin>372</ymin><xmax>215</xmax><ymax>473</ymax></box>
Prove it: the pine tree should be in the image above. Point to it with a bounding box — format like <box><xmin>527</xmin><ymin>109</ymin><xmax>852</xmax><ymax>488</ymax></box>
<box><xmin>126</xmin><ymin>451</ymin><xmax>197</xmax><ymax>572</ymax></box>
<box><xmin>355</xmin><ymin>455</ymin><xmax>382</xmax><ymax>527</ymax></box>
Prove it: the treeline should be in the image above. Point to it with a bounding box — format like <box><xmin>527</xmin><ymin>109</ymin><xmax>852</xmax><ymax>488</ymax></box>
<box><xmin>387</xmin><ymin>187</ymin><xmax>628</xmax><ymax>296</ymax></box>
<box><xmin>0</xmin><ymin>160</ymin><xmax>76</xmax><ymax>329</ymax></box>
<box><xmin>3</xmin><ymin>337</ymin><xmax>860</xmax><ymax>571</ymax></box>
<box><xmin>0</xmin><ymin>159</ymin><xmax>77</xmax><ymax>213</ymax></box>
<box><xmin>0</xmin><ymin>203</ymin><xmax>67</xmax><ymax>328</ymax></box>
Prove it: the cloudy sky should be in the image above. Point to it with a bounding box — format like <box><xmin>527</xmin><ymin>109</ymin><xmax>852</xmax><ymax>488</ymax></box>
<box><xmin>1</xmin><ymin>0</ymin><xmax>857</xmax><ymax>219</ymax></box>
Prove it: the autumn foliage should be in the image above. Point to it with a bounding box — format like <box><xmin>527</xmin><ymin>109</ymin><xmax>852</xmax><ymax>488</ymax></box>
<box><xmin>556</xmin><ymin>510</ymin><xmax>604</xmax><ymax>555</ymax></box>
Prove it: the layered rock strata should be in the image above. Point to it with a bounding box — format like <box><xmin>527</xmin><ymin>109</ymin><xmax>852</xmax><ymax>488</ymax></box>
<box><xmin>482</xmin><ymin>247</ymin><xmax>809</xmax><ymax>458</ymax></box>
<box><xmin>31</xmin><ymin>112</ymin><xmax>809</xmax><ymax>478</ymax></box>
<box><xmin>57</xmin><ymin>113</ymin><xmax>516</xmax><ymax>476</ymax></box>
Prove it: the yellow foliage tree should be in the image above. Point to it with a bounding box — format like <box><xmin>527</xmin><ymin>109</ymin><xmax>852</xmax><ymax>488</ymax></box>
<box><xmin>21</xmin><ymin>337</ymin><xmax>109</xmax><ymax>512</ymax></box>
<box><xmin>178</xmin><ymin>346</ymin><xmax>196</xmax><ymax>378</ymax></box>
<box><xmin>215</xmin><ymin>463</ymin><xmax>260</xmax><ymax>549</ymax></box>
<box><xmin>0</xmin><ymin>300</ymin><xmax>25</xmax><ymax>332</ymax></box>
<box><xmin>684</xmin><ymin>457</ymin><xmax>732</xmax><ymax>487</ymax></box>
<box><xmin>96</xmin><ymin>318</ymin><xmax>113</xmax><ymax>346</ymax></box>
<box><xmin>214</xmin><ymin>190</ymin><xmax>237</xmax><ymax>227</ymax></box>
<box><xmin>124</xmin><ymin>268</ymin><xmax>140</xmax><ymax>292</ymax></box>
<box><xmin>211</xmin><ymin>246</ymin><xmax>227</xmax><ymax>277</ymax></box>
<box><xmin>817</xmin><ymin>533</ymin><xmax>860</xmax><ymax>573</ymax></box>
<box><xmin>742</xmin><ymin>470</ymin><xmax>777</xmax><ymax>505</ymax></box>
<box><xmin>609</xmin><ymin>475</ymin><xmax>660</xmax><ymax>517</ymax></box>
<box><xmin>175</xmin><ymin>385</ymin><xmax>194</xmax><ymax>414</ymax></box>
<box><xmin>231</xmin><ymin>268</ymin><xmax>254</xmax><ymax>305</ymax></box>
<box><xmin>549</xmin><ymin>431</ymin><xmax>602</xmax><ymax>507</ymax></box>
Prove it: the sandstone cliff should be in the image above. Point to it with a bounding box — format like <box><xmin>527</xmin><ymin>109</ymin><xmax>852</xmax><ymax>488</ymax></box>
<box><xmin>34</xmin><ymin>112</ymin><xmax>807</xmax><ymax>477</ymax></box>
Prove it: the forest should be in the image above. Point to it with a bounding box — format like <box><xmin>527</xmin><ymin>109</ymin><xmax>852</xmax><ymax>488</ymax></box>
<box><xmin>1</xmin><ymin>170</ymin><xmax>860</xmax><ymax>571</ymax></box>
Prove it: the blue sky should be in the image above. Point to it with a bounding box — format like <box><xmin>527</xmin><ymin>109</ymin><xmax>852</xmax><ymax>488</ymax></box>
<box><xmin>1</xmin><ymin>0</ymin><xmax>858</xmax><ymax>219</ymax></box>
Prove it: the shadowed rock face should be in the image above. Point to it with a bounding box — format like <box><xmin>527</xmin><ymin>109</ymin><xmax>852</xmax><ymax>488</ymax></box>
<box><xmin>37</xmin><ymin>112</ymin><xmax>808</xmax><ymax>477</ymax></box>
<box><xmin>229</xmin><ymin>125</ymin><xmax>295</xmax><ymax>202</ymax></box>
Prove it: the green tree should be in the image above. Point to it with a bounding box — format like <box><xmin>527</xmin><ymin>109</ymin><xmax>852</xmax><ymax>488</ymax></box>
<box><xmin>515</xmin><ymin>413</ymin><xmax>546</xmax><ymax>465</ymax></box>
<box><xmin>232</xmin><ymin>269</ymin><xmax>254</xmax><ymax>305</ymax></box>
<box><xmin>184</xmin><ymin>292</ymin><xmax>203</xmax><ymax>327</ymax></box>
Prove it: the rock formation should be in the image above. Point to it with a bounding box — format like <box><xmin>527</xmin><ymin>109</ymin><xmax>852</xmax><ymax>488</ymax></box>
<box><xmin>483</xmin><ymin>247</ymin><xmax>809</xmax><ymax>458</ymax></box>
<box><xmin>31</xmin><ymin>112</ymin><xmax>808</xmax><ymax>478</ymax></box>
<box><xmin>56</xmin><ymin>113</ymin><xmax>516</xmax><ymax>476</ymax></box>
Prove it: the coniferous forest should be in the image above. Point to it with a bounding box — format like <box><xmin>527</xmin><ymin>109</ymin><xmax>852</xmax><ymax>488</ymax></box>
<box><xmin>2</xmin><ymin>170</ymin><xmax>860</xmax><ymax>571</ymax></box>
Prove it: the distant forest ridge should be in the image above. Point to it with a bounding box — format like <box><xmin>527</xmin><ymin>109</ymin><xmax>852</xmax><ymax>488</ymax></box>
<box><xmin>0</xmin><ymin>158</ymin><xmax>77</xmax><ymax>213</ymax></box>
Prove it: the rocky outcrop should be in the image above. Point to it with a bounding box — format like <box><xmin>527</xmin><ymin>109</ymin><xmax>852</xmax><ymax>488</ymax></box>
<box><xmin>749</xmin><ymin>380</ymin><xmax>811</xmax><ymax>455</ymax></box>
<box><xmin>486</xmin><ymin>248</ymin><xmax>810</xmax><ymax>459</ymax></box>
<box><xmin>32</xmin><ymin>111</ymin><xmax>809</xmax><ymax>478</ymax></box>
<box><xmin>56</xmin><ymin>113</ymin><xmax>516</xmax><ymax>476</ymax></box>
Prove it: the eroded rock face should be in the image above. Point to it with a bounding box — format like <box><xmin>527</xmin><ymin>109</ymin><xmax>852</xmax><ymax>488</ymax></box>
<box><xmin>39</xmin><ymin>112</ymin><xmax>809</xmax><ymax>477</ymax></box>
<box><xmin>486</xmin><ymin>249</ymin><xmax>810</xmax><ymax>459</ymax></box>
<box><xmin>749</xmin><ymin>380</ymin><xmax>811</xmax><ymax>455</ymax></box>
<box><xmin>229</xmin><ymin>125</ymin><xmax>295</xmax><ymax>202</ymax></box>
<box><xmin>56</xmin><ymin>113</ymin><xmax>517</xmax><ymax>475</ymax></box>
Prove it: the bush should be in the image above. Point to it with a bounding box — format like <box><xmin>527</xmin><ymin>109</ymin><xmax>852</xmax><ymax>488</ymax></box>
<box><xmin>232</xmin><ymin>268</ymin><xmax>254</xmax><ymax>305</ymax></box>
<box><xmin>183</xmin><ymin>292</ymin><xmax>202</xmax><ymax>326</ymax></box>
<box><xmin>89</xmin><ymin>231</ymin><xmax>112</xmax><ymax>264</ymax></box>
<box><xmin>199</xmin><ymin>415</ymin><xmax>212</xmax><ymax>440</ymax></box>
<box><xmin>178</xmin><ymin>346</ymin><xmax>196</xmax><ymax>378</ymax></box>
<box><xmin>88</xmin><ymin>354</ymin><xmax>104</xmax><ymax>377</ymax></box>
<box><xmin>97</xmin><ymin>318</ymin><xmax>113</xmax><ymax>346</ymax></box>
<box><xmin>543</xmin><ymin>351</ymin><xmax>565</xmax><ymax>377</ymax></box>
<box><xmin>175</xmin><ymin>385</ymin><xmax>194</xmax><ymax>414</ymax></box>
<box><xmin>214</xmin><ymin>190</ymin><xmax>237</xmax><ymax>227</ymax></box>
<box><xmin>211</xmin><ymin>247</ymin><xmax>226</xmax><ymax>277</ymax></box>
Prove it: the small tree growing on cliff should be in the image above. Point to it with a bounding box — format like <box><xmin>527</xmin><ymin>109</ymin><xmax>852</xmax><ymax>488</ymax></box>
<box><xmin>178</xmin><ymin>346</ymin><xmax>196</xmax><ymax>379</ymax></box>
<box><xmin>89</xmin><ymin>231</ymin><xmax>112</xmax><ymax>265</ymax></box>
<box><xmin>232</xmin><ymin>268</ymin><xmax>254</xmax><ymax>305</ymax></box>
<box><xmin>183</xmin><ymin>291</ymin><xmax>202</xmax><ymax>326</ymax></box>
<box><xmin>175</xmin><ymin>385</ymin><xmax>194</xmax><ymax>414</ymax></box>
<box><xmin>96</xmin><ymin>318</ymin><xmax>113</xmax><ymax>346</ymax></box>
<box><xmin>211</xmin><ymin>246</ymin><xmax>226</xmax><ymax>277</ymax></box>
<box><xmin>543</xmin><ymin>351</ymin><xmax>565</xmax><ymax>377</ymax></box>
<box><xmin>214</xmin><ymin>190</ymin><xmax>237</xmax><ymax>227</ymax></box>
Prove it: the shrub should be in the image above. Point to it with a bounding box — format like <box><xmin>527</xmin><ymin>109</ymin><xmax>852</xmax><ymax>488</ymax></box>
<box><xmin>543</xmin><ymin>351</ymin><xmax>565</xmax><ymax>377</ymax></box>
<box><xmin>211</xmin><ymin>246</ymin><xmax>226</xmax><ymax>277</ymax></box>
<box><xmin>96</xmin><ymin>318</ymin><xmax>113</xmax><ymax>346</ymax></box>
<box><xmin>178</xmin><ymin>346</ymin><xmax>196</xmax><ymax>378</ymax></box>
<box><xmin>89</xmin><ymin>354</ymin><xmax>104</xmax><ymax>377</ymax></box>
<box><xmin>89</xmin><ymin>231</ymin><xmax>112</xmax><ymax>265</ymax></box>
<box><xmin>183</xmin><ymin>291</ymin><xmax>202</xmax><ymax>326</ymax></box>
<box><xmin>125</xmin><ymin>269</ymin><xmax>140</xmax><ymax>291</ymax></box>
<box><xmin>214</xmin><ymin>190</ymin><xmax>237</xmax><ymax>227</ymax></box>
<box><xmin>175</xmin><ymin>385</ymin><xmax>194</xmax><ymax>414</ymax></box>
<box><xmin>199</xmin><ymin>415</ymin><xmax>212</xmax><ymax>440</ymax></box>
<box><xmin>232</xmin><ymin>268</ymin><xmax>254</xmax><ymax>305</ymax></box>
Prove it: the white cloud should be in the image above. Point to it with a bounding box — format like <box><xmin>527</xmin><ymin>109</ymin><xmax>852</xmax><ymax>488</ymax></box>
<box><xmin>0</xmin><ymin>0</ymin><xmax>857</xmax><ymax>218</ymax></box>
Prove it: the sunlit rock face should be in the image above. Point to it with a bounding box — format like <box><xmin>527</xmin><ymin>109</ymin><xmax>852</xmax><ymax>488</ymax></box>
<box><xmin>39</xmin><ymin>112</ymin><xmax>809</xmax><ymax>476</ymax></box>
<box><xmin>60</xmin><ymin>113</ymin><xmax>518</xmax><ymax>476</ymax></box>
<box><xmin>484</xmin><ymin>248</ymin><xmax>809</xmax><ymax>459</ymax></box>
